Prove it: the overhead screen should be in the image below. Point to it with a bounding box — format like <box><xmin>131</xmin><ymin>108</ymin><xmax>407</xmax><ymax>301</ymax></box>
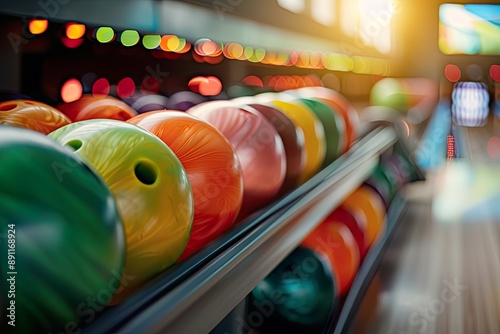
<box><xmin>439</xmin><ymin>4</ymin><xmax>500</xmax><ymax>55</ymax></box>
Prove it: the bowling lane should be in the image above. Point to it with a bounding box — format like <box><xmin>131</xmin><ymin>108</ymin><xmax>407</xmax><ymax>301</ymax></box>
<box><xmin>458</xmin><ymin>115</ymin><xmax>500</xmax><ymax>162</ymax></box>
<box><xmin>349</xmin><ymin>114</ymin><xmax>500</xmax><ymax>333</ymax></box>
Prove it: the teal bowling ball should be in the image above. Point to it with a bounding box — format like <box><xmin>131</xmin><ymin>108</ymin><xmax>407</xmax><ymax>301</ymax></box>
<box><xmin>249</xmin><ymin>246</ymin><xmax>337</xmax><ymax>333</ymax></box>
<box><xmin>0</xmin><ymin>125</ymin><xmax>125</xmax><ymax>333</ymax></box>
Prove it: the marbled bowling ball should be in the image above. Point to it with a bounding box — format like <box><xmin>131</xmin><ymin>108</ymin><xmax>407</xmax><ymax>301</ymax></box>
<box><xmin>57</xmin><ymin>95</ymin><xmax>137</xmax><ymax>121</ymax></box>
<box><xmin>302</xmin><ymin>213</ymin><xmax>360</xmax><ymax>296</ymax></box>
<box><xmin>188</xmin><ymin>105</ymin><xmax>286</xmax><ymax>220</ymax></box>
<box><xmin>49</xmin><ymin>120</ymin><xmax>193</xmax><ymax>303</ymax></box>
<box><xmin>0</xmin><ymin>125</ymin><xmax>125</xmax><ymax>333</ymax></box>
<box><xmin>128</xmin><ymin>111</ymin><xmax>243</xmax><ymax>260</ymax></box>
<box><xmin>249</xmin><ymin>246</ymin><xmax>337</xmax><ymax>333</ymax></box>
<box><xmin>0</xmin><ymin>99</ymin><xmax>71</xmax><ymax>134</ymax></box>
<box><xmin>125</xmin><ymin>94</ymin><xmax>169</xmax><ymax>114</ymax></box>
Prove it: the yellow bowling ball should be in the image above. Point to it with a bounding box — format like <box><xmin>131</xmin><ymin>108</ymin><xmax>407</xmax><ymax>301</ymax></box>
<box><xmin>269</xmin><ymin>100</ymin><xmax>326</xmax><ymax>184</ymax></box>
<box><xmin>50</xmin><ymin>120</ymin><xmax>194</xmax><ymax>304</ymax></box>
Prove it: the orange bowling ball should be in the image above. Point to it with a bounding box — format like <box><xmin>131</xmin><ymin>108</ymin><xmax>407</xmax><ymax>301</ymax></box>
<box><xmin>57</xmin><ymin>95</ymin><xmax>137</xmax><ymax>121</ymax></box>
<box><xmin>341</xmin><ymin>185</ymin><xmax>387</xmax><ymax>248</ymax></box>
<box><xmin>128</xmin><ymin>111</ymin><xmax>244</xmax><ymax>260</ymax></box>
<box><xmin>302</xmin><ymin>216</ymin><xmax>360</xmax><ymax>295</ymax></box>
<box><xmin>0</xmin><ymin>100</ymin><xmax>71</xmax><ymax>134</ymax></box>
<box><xmin>188</xmin><ymin>105</ymin><xmax>286</xmax><ymax>219</ymax></box>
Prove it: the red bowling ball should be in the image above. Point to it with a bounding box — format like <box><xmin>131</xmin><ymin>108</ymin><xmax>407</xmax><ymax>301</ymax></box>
<box><xmin>188</xmin><ymin>105</ymin><xmax>286</xmax><ymax>219</ymax></box>
<box><xmin>128</xmin><ymin>111</ymin><xmax>244</xmax><ymax>260</ymax></box>
<box><xmin>302</xmin><ymin>215</ymin><xmax>360</xmax><ymax>296</ymax></box>
<box><xmin>57</xmin><ymin>94</ymin><xmax>137</xmax><ymax>121</ymax></box>
<box><xmin>330</xmin><ymin>206</ymin><xmax>369</xmax><ymax>260</ymax></box>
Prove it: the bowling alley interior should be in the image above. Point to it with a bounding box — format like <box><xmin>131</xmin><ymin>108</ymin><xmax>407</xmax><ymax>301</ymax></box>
<box><xmin>1</xmin><ymin>0</ymin><xmax>500</xmax><ymax>333</ymax></box>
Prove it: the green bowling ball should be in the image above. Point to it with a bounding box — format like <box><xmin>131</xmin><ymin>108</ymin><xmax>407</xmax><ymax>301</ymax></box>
<box><xmin>365</xmin><ymin>164</ymin><xmax>398</xmax><ymax>208</ymax></box>
<box><xmin>49</xmin><ymin>120</ymin><xmax>194</xmax><ymax>304</ymax></box>
<box><xmin>249</xmin><ymin>246</ymin><xmax>337</xmax><ymax>333</ymax></box>
<box><xmin>0</xmin><ymin>125</ymin><xmax>125</xmax><ymax>333</ymax></box>
<box><xmin>298</xmin><ymin>98</ymin><xmax>344</xmax><ymax>167</ymax></box>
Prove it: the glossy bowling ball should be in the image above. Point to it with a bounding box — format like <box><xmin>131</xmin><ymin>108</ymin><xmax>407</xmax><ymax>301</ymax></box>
<box><xmin>166</xmin><ymin>91</ymin><xmax>207</xmax><ymax>111</ymax></box>
<box><xmin>243</xmin><ymin>103</ymin><xmax>306</xmax><ymax>194</ymax></box>
<box><xmin>188</xmin><ymin>105</ymin><xmax>286</xmax><ymax>219</ymax></box>
<box><xmin>302</xmin><ymin>215</ymin><xmax>360</xmax><ymax>296</ymax></box>
<box><xmin>49</xmin><ymin>120</ymin><xmax>193</xmax><ymax>303</ymax></box>
<box><xmin>365</xmin><ymin>164</ymin><xmax>397</xmax><ymax>208</ymax></box>
<box><xmin>329</xmin><ymin>206</ymin><xmax>369</xmax><ymax>260</ymax></box>
<box><xmin>291</xmin><ymin>87</ymin><xmax>358</xmax><ymax>145</ymax></box>
<box><xmin>270</xmin><ymin>100</ymin><xmax>326</xmax><ymax>185</ymax></box>
<box><xmin>341</xmin><ymin>186</ymin><xmax>387</xmax><ymax>249</ymax></box>
<box><xmin>57</xmin><ymin>95</ymin><xmax>137</xmax><ymax>121</ymax></box>
<box><xmin>126</xmin><ymin>94</ymin><xmax>169</xmax><ymax>114</ymax></box>
<box><xmin>0</xmin><ymin>125</ymin><xmax>125</xmax><ymax>333</ymax></box>
<box><xmin>249</xmin><ymin>246</ymin><xmax>337</xmax><ymax>333</ymax></box>
<box><xmin>298</xmin><ymin>98</ymin><xmax>344</xmax><ymax>167</ymax></box>
<box><xmin>128</xmin><ymin>111</ymin><xmax>243</xmax><ymax>260</ymax></box>
<box><xmin>0</xmin><ymin>99</ymin><xmax>71</xmax><ymax>134</ymax></box>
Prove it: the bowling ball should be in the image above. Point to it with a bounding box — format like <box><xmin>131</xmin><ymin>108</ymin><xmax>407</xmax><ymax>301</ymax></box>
<box><xmin>188</xmin><ymin>105</ymin><xmax>286</xmax><ymax>219</ymax></box>
<box><xmin>243</xmin><ymin>103</ymin><xmax>306</xmax><ymax>194</ymax></box>
<box><xmin>291</xmin><ymin>87</ymin><xmax>358</xmax><ymax>149</ymax></box>
<box><xmin>302</xmin><ymin>216</ymin><xmax>360</xmax><ymax>295</ymax></box>
<box><xmin>270</xmin><ymin>100</ymin><xmax>326</xmax><ymax>185</ymax></box>
<box><xmin>0</xmin><ymin>100</ymin><xmax>71</xmax><ymax>134</ymax></box>
<box><xmin>298</xmin><ymin>98</ymin><xmax>344</xmax><ymax>167</ymax></box>
<box><xmin>0</xmin><ymin>125</ymin><xmax>125</xmax><ymax>333</ymax></box>
<box><xmin>341</xmin><ymin>186</ymin><xmax>387</xmax><ymax>249</ymax></box>
<box><xmin>57</xmin><ymin>95</ymin><xmax>137</xmax><ymax>121</ymax></box>
<box><xmin>249</xmin><ymin>246</ymin><xmax>337</xmax><ymax>333</ymax></box>
<box><xmin>329</xmin><ymin>207</ymin><xmax>368</xmax><ymax>260</ymax></box>
<box><xmin>380</xmin><ymin>155</ymin><xmax>407</xmax><ymax>191</ymax></box>
<box><xmin>128</xmin><ymin>111</ymin><xmax>243</xmax><ymax>260</ymax></box>
<box><xmin>365</xmin><ymin>164</ymin><xmax>398</xmax><ymax>208</ymax></box>
<box><xmin>166</xmin><ymin>91</ymin><xmax>207</xmax><ymax>111</ymax></box>
<box><xmin>49</xmin><ymin>120</ymin><xmax>193</xmax><ymax>303</ymax></box>
<box><xmin>126</xmin><ymin>94</ymin><xmax>169</xmax><ymax>114</ymax></box>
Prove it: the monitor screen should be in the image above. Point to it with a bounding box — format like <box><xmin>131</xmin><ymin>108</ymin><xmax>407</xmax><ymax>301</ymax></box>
<box><xmin>439</xmin><ymin>4</ymin><xmax>500</xmax><ymax>55</ymax></box>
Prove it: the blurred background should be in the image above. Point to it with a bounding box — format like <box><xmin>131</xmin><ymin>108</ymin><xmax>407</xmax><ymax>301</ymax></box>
<box><xmin>0</xmin><ymin>0</ymin><xmax>499</xmax><ymax>333</ymax></box>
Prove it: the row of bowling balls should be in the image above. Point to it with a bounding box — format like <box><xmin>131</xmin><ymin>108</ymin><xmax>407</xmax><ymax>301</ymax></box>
<box><xmin>247</xmin><ymin>149</ymin><xmax>415</xmax><ymax>333</ymax></box>
<box><xmin>0</xmin><ymin>87</ymin><xmax>357</xmax><ymax>332</ymax></box>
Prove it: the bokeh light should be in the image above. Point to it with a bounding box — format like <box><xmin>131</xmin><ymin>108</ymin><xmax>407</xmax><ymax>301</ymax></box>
<box><xmin>188</xmin><ymin>76</ymin><xmax>222</xmax><ymax>96</ymax></box>
<box><xmin>143</xmin><ymin>35</ymin><xmax>161</xmax><ymax>49</ymax></box>
<box><xmin>66</xmin><ymin>23</ymin><xmax>86</xmax><ymax>39</ymax></box>
<box><xmin>29</xmin><ymin>19</ymin><xmax>48</xmax><ymax>35</ymax></box>
<box><xmin>242</xmin><ymin>76</ymin><xmax>264</xmax><ymax>87</ymax></box>
<box><xmin>490</xmin><ymin>65</ymin><xmax>500</xmax><ymax>82</ymax></box>
<box><xmin>96</xmin><ymin>27</ymin><xmax>115</xmax><ymax>43</ymax></box>
<box><xmin>121</xmin><ymin>30</ymin><xmax>140</xmax><ymax>47</ymax></box>
<box><xmin>92</xmin><ymin>78</ymin><xmax>111</xmax><ymax>97</ymax></box>
<box><xmin>61</xmin><ymin>78</ymin><xmax>83</xmax><ymax>103</ymax></box>
<box><xmin>194</xmin><ymin>38</ymin><xmax>223</xmax><ymax>57</ymax></box>
<box><xmin>117</xmin><ymin>77</ymin><xmax>136</xmax><ymax>98</ymax></box>
<box><xmin>60</xmin><ymin>36</ymin><xmax>85</xmax><ymax>48</ymax></box>
<box><xmin>445</xmin><ymin>64</ymin><xmax>461</xmax><ymax>82</ymax></box>
<box><xmin>487</xmin><ymin>136</ymin><xmax>500</xmax><ymax>158</ymax></box>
